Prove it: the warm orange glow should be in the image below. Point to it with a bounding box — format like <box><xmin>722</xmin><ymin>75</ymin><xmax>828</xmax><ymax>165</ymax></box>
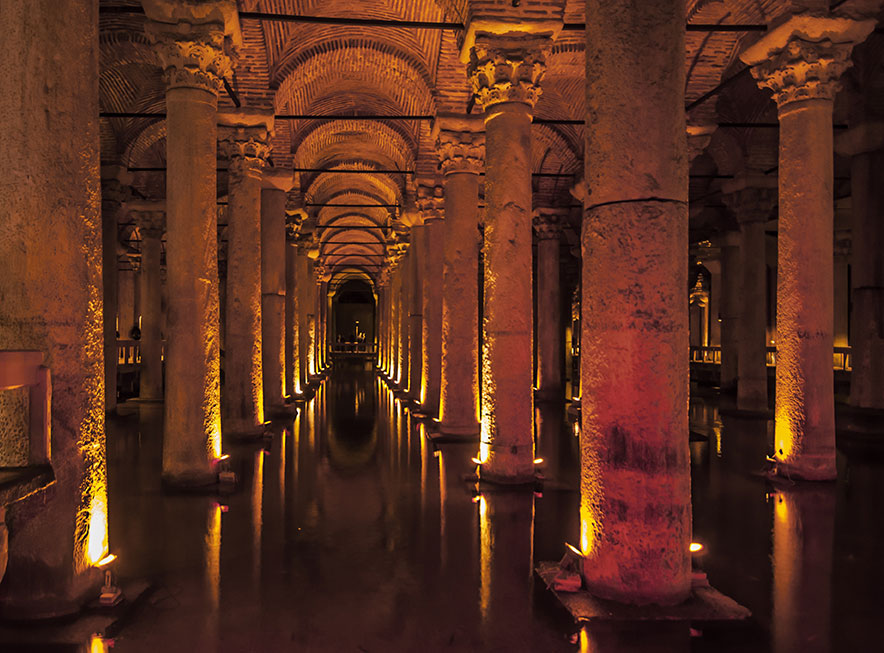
<box><xmin>252</xmin><ymin>450</ymin><xmax>264</xmax><ymax>586</ymax></box>
<box><xmin>578</xmin><ymin>627</ymin><xmax>591</xmax><ymax>653</ymax></box>
<box><xmin>689</xmin><ymin>542</ymin><xmax>704</xmax><ymax>553</ymax></box>
<box><xmin>90</xmin><ymin>634</ymin><xmax>110</xmax><ymax>653</ymax></box>
<box><xmin>95</xmin><ymin>553</ymin><xmax>117</xmax><ymax>568</ymax></box>
<box><xmin>533</xmin><ymin>457</ymin><xmax>544</xmax><ymax>465</ymax></box>
<box><xmin>565</xmin><ymin>542</ymin><xmax>585</xmax><ymax>558</ymax></box>
<box><xmin>478</xmin><ymin>494</ymin><xmax>490</xmax><ymax>625</ymax></box>
<box><xmin>87</xmin><ymin>492</ymin><xmax>109</xmax><ymax>567</ymax></box>
<box><xmin>205</xmin><ymin>502</ymin><xmax>221</xmax><ymax>611</ymax></box>
<box><xmin>471</xmin><ymin>456</ymin><xmax>483</xmax><ymax>465</ymax></box>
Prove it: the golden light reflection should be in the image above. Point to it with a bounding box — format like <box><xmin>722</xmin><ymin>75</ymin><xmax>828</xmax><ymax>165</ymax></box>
<box><xmin>772</xmin><ymin>491</ymin><xmax>797</xmax><ymax>653</ymax></box>
<box><xmin>478</xmin><ymin>494</ymin><xmax>490</xmax><ymax>625</ymax></box>
<box><xmin>89</xmin><ymin>634</ymin><xmax>110</xmax><ymax>653</ymax></box>
<box><xmin>689</xmin><ymin>542</ymin><xmax>704</xmax><ymax>553</ymax></box>
<box><xmin>438</xmin><ymin>452</ymin><xmax>447</xmax><ymax>566</ymax></box>
<box><xmin>252</xmin><ymin>450</ymin><xmax>264</xmax><ymax>586</ymax></box>
<box><xmin>578</xmin><ymin>627</ymin><xmax>592</xmax><ymax>653</ymax></box>
<box><xmin>87</xmin><ymin>492</ymin><xmax>109</xmax><ymax>567</ymax></box>
<box><xmin>205</xmin><ymin>503</ymin><xmax>221</xmax><ymax>612</ymax></box>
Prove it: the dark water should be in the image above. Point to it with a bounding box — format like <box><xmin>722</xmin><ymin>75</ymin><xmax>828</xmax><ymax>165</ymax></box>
<box><xmin>30</xmin><ymin>362</ymin><xmax>884</xmax><ymax>651</ymax></box>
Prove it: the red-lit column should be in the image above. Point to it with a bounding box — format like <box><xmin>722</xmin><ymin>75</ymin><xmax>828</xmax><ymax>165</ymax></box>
<box><xmin>131</xmin><ymin>204</ymin><xmax>166</xmax><ymax>403</ymax></box>
<box><xmin>436</xmin><ymin>115</ymin><xmax>483</xmax><ymax>436</ymax></box>
<box><xmin>723</xmin><ymin>181</ymin><xmax>776</xmax><ymax>412</ymax></box>
<box><xmin>388</xmin><ymin>256</ymin><xmax>401</xmax><ymax>382</ymax></box>
<box><xmin>0</xmin><ymin>0</ymin><xmax>106</xmax><ymax>614</ymax></box>
<box><xmin>534</xmin><ymin>209</ymin><xmax>566</xmax><ymax>403</ymax></box>
<box><xmin>581</xmin><ymin>0</ymin><xmax>690</xmax><ymax>604</ymax></box>
<box><xmin>261</xmin><ymin>171</ymin><xmax>293</xmax><ymax>412</ymax></box>
<box><xmin>468</xmin><ymin>36</ymin><xmax>549</xmax><ymax>482</ymax></box>
<box><xmin>837</xmin><ymin>124</ymin><xmax>884</xmax><ymax>409</ymax></box>
<box><xmin>408</xmin><ymin>224</ymin><xmax>425</xmax><ymax>401</ymax></box>
<box><xmin>146</xmin><ymin>12</ymin><xmax>235</xmax><ymax>486</ymax></box>
<box><xmin>742</xmin><ymin>16</ymin><xmax>875</xmax><ymax>479</ymax></box>
<box><xmin>220</xmin><ymin>117</ymin><xmax>271</xmax><ymax>434</ymax></box>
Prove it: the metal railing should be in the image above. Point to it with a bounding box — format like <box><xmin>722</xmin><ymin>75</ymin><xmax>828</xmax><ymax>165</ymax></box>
<box><xmin>118</xmin><ymin>340</ymin><xmax>140</xmax><ymax>365</ymax></box>
<box><xmin>690</xmin><ymin>345</ymin><xmax>852</xmax><ymax>371</ymax></box>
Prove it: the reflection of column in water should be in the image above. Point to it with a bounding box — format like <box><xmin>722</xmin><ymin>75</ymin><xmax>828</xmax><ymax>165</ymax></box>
<box><xmin>578</xmin><ymin>623</ymin><xmax>689</xmax><ymax>652</ymax></box>
<box><xmin>438</xmin><ymin>453</ymin><xmax>447</xmax><ymax>566</ymax></box>
<box><xmin>478</xmin><ymin>491</ymin><xmax>534</xmax><ymax>634</ymax></box>
<box><xmin>252</xmin><ymin>450</ymin><xmax>264</xmax><ymax>589</ymax></box>
<box><xmin>205</xmin><ymin>502</ymin><xmax>222</xmax><ymax>617</ymax></box>
<box><xmin>772</xmin><ymin>486</ymin><xmax>834</xmax><ymax>653</ymax></box>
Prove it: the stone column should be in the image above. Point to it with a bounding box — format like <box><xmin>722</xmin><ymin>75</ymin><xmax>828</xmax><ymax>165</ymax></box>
<box><xmin>534</xmin><ymin>209</ymin><xmax>566</xmax><ymax>403</ymax></box>
<box><xmin>723</xmin><ymin>180</ymin><xmax>776</xmax><ymax>412</ymax></box>
<box><xmin>318</xmin><ymin>279</ymin><xmax>329</xmax><ymax>372</ymax></box>
<box><xmin>720</xmin><ymin>232</ymin><xmax>741</xmax><ymax>390</ymax></box>
<box><xmin>285</xmin><ymin>236</ymin><xmax>302</xmax><ymax>397</ymax></box>
<box><xmin>118</xmin><ymin>267</ymin><xmax>137</xmax><ymax>339</ymax></box>
<box><xmin>837</xmin><ymin>124</ymin><xmax>884</xmax><ymax>408</ymax></box>
<box><xmin>297</xmin><ymin>247</ymin><xmax>312</xmax><ymax>387</ymax></box>
<box><xmin>101</xmin><ymin>171</ymin><xmax>130</xmax><ymax>412</ymax></box>
<box><xmin>833</xmin><ymin>242</ymin><xmax>850</xmax><ymax>348</ymax></box>
<box><xmin>0</xmin><ymin>0</ymin><xmax>106</xmax><ymax>616</ymax></box>
<box><xmin>581</xmin><ymin>0</ymin><xmax>690</xmax><ymax>604</ymax></box>
<box><xmin>305</xmin><ymin>256</ymin><xmax>317</xmax><ymax>379</ymax></box>
<box><xmin>468</xmin><ymin>35</ymin><xmax>549</xmax><ymax>482</ymax></box>
<box><xmin>742</xmin><ymin>15</ymin><xmax>876</xmax><ymax>480</ymax></box>
<box><xmin>397</xmin><ymin>250</ymin><xmax>411</xmax><ymax>389</ymax></box>
<box><xmin>386</xmin><ymin>253</ymin><xmax>401</xmax><ymax>382</ymax></box>
<box><xmin>220</xmin><ymin>115</ymin><xmax>271</xmax><ymax>434</ymax></box>
<box><xmin>376</xmin><ymin>281</ymin><xmax>388</xmax><ymax>370</ymax></box>
<box><xmin>408</xmin><ymin>225</ymin><xmax>425</xmax><ymax>401</ymax></box>
<box><xmin>419</xmin><ymin>207</ymin><xmax>444</xmax><ymax>417</ymax></box>
<box><xmin>131</xmin><ymin>204</ymin><xmax>166</xmax><ymax>402</ymax></box>
<box><xmin>261</xmin><ymin>171</ymin><xmax>293</xmax><ymax>411</ymax></box>
<box><xmin>145</xmin><ymin>5</ymin><xmax>237</xmax><ymax>486</ymax></box>
<box><xmin>436</xmin><ymin>115</ymin><xmax>483</xmax><ymax>436</ymax></box>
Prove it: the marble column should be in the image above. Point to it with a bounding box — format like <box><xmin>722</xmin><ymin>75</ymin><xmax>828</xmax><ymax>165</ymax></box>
<box><xmin>419</xmin><ymin>209</ymin><xmax>444</xmax><ymax>417</ymax></box>
<box><xmin>131</xmin><ymin>204</ymin><xmax>166</xmax><ymax>403</ymax></box>
<box><xmin>397</xmin><ymin>250</ymin><xmax>411</xmax><ymax>389</ymax></box>
<box><xmin>305</xmin><ymin>256</ymin><xmax>317</xmax><ymax>379</ymax></box>
<box><xmin>742</xmin><ymin>15</ymin><xmax>875</xmax><ymax>480</ymax></box>
<box><xmin>101</xmin><ymin>171</ymin><xmax>130</xmax><ymax>412</ymax></box>
<box><xmin>0</xmin><ymin>0</ymin><xmax>106</xmax><ymax>616</ymax></box>
<box><xmin>145</xmin><ymin>8</ymin><xmax>235</xmax><ymax>486</ymax></box>
<box><xmin>723</xmin><ymin>181</ymin><xmax>776</xmax><ymax>412</ymax></box>
<box><xmin>534</xmin><ymin>209</ymin><xmax>566</xmax><ymax>403</ymax></box>
<box><xmin>581</xmin><ymin>0</ymin><xmax>690</xmax><ymax>604</ymax></box>
<box><xmin>436</xmin><ymin>115</ymin><xmax>483</xmax><ymax>436</ymax></box>
<box><xmin>468</xmin><ymin>35</ymin><xmax>548</xmax><ymax>482</ymax></box>
<box><xmin>408</xmin><ymin>225</ymin><xmax>425</xmax><ymax>401</ymax></box>
<box><xmin>297</xmin><ymin>248</ymin><xmax>312</xmax><ymax>388</ymax></box>
<box><xmin>285</xmin><ymin>237</ymin><xmax>302</xmax><ymax>397</ymax></box>
<box><xmin>317</xmin><ymin>279</ymin><xmax>329</xmax><ymax>372</ymax></box>
<box><xmin>719</xmin><ymin>232</ymin><xmax>741</xmax><ymax>391</ymax></box>
<box><xmin>261</xmin><ymin>171</ymin><xmax>293</xmax><ymax>411</ymax></box>
<box><xmin>837</xmin><ymin>124</ymin><xmax>884</xmax><ymax>408</ymax></box>
<box><xmin>220</xmin><ymin>116</ymin><xmax>271</xmax><ymax>434</ymax></box>
<box><xmin>387</xmin><ymin>253</ymin><xmax>402</xmax><ymax>382</ymax></box>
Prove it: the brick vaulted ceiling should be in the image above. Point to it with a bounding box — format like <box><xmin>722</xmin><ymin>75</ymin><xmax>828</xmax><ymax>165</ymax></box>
<box><xmin>99</xmin><ymin>0</ymin><xmax>884</xmax><ymax>278</ymax></box>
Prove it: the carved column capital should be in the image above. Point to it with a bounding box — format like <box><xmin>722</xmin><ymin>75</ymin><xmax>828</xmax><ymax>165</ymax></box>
<box><xmin>721</xmin><ymin>177</ymin><xmax>778</xmax><ymax>224</ymax></box>
<box><xmin>145</xmin><ymin>20</ymin><xmax>234</xmax><ymax>94</ymax></box>
<box><xmin>467</xmin><ymin>35</ymin><xmax>549</xmax><ymax>110</ymax></box>
<box><xmin>687</xmin><ymin>123</ymin><xmax>717</xmax><ymax>162</ymax></box>
<box><xmin>220</xmin><ymin>124</ymin><xmax>272</xmax><ymax>182</ymax></box>
<box><xmin>739</xmin><ymin>16</ymin><xmax>877</xmax><ymax>109</ymax></box>
<box><xmin>127</xmin><ymin>201</ymin><xmax>167</xmax><ymax>238</ymax></box>
<box><xmin>532</xmin><ymin>209</ymin><xmax>567</xmax><ymax>239</ymax></box>
<box><xmin>416</xmin><ymin>181</ymin><xmax>444</xmax><ymax>222</ymax></box>
<box><xmin>434</xmin><ymin>113</ymin><xmax>485</xmax><ymax>175</ymax></box>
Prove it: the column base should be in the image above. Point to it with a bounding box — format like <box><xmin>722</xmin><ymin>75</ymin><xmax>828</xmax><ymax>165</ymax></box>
<box><xmin>438</xmin><ymin>421</ymin><xmax>480</xmax><ymax>438</ymax></box>
<box><xmin>267</xmin><ymin>403</ymin><xmax>297</xmax><ymax>418</ymax></box>
<box><xmin>161</xmin><ymin>469</ymin><xmax>219</xmax><ymax>492</ymax></box>
<box><xmin>770</xmin><ymin>454</ymin><xmax>837</xmax><ymax>482</ymax></box>
<box><xmin>478</xmin><ymin>468</ymin><xmax>537</xmax><ymax>486</ymax></box>
<box><xmin>0</xmin><ymin>566</ymin><xmax>103</xmax><ymax>621</ymax></box>
<box><xmin>224</xmin><ymin>421</ymin><xmax>270</xmax><ymax>441</ymax></box>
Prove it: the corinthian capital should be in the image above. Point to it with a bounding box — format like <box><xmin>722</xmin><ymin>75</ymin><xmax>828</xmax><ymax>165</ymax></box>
<box><xmin>434</xmin><ymin>113</ymin><xmax>485</xmax><ymax>176</ymax></box>
<box><xmin>416</xmin><ymin>181</ymin><xmax>444</xmax><ymax>222</ymax></box>
<box><xmin>467</xmin><ymin>35</ymin><xmax>549</xmax><ymax>110</ymax></box>
<box><xmin>127</xmin><ymin>200</ymin><xmax>167</xmax><ymax>238</ymax></box>
<box><xmin>740</xmin><ymin>15</ymin><xmax>877</xmax><ymax>109</ymax></box>
<box><xmin>219</xmin><ymin>115</ymin><xmax>273</xmax><ymax>182</ymax></box>
<box><xmin>145</xmin><ymin>21</ymin><xmax>233</xmax><ymax>94</ymax></box>
<box><xmin>532</xmin><ymin>208</ymin><xmax>568</xmax><ymax>239</ymax></box>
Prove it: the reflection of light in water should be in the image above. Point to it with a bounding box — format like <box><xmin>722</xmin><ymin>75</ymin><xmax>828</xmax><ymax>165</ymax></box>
<box><xmin>205</xmin><ymin>503</ymin><xmax>221</xmax><ymax>612</ymax></box>
<box><xmin>578</xmin><ymin>627</ymin><xmax>591</xmax><ymax>652</ymax></box>
<box><xmin>279</xmin><ymin>429</ymin><xmax>286</xmax><ymax>510</ymax></box>
<box><xmin>87</xmin><ymin>491</ymin><xmax>109</xmax><ymax>567</ymax></box>
<box><xmin>420</xmin><ymin>424</ymin><xmax>427</xmax><ymax>506</ymax></box>
<box><xmin>773</xmin><ymin>492</ymin><xmax>797</xmax><ymax>653</ymax></box>
<box><xmin>478</xmin><ymin>494</ymin><xmax>490</xmax><ymax>625</ymax></box>
<box><xmin>714</xmin><ymin>423</ymin><xmax>722</xmax><ymax>457</ymax></box>
<box><xmin>253</xmin><ymin>450</ymin><xmax>264</xmax><ymax>586</ymax></box>
<box><xmin>438</xmin><ymin>452</ymin><xmax>447</xmax><ymax>566</ymax></box>
<box><xmin>89</xmin><ymin>633</ymin><xmax>109</xmax><ymax>653</ymax></box>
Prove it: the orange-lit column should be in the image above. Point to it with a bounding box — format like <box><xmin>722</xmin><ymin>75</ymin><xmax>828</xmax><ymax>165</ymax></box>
<box><xmin>220</xmin><ymin>117</ymin><xmax>271</xmax><ymax>434</ymax></box>
<box><xmin>0</xmin><ymin>0</ymin><xmax>106</xmax><ymax>615</ymax></box>
<box><xmin>305</xmin><ymin>257</ymin><xmax>317</xmax><ymax>379</ymax></box>
<box><xmin>297</xmin><ymin>248</ymin><xmax>313</xmax><ymax>386</ymax></box>
<box><xmin>837</xmin><ymin>124</ymin><xmax>884</xmax><ymax>409</ymax></box>
<box><xmin>131</xmin><ymin>204</ymin><xmax>166</xmax><ymax>402</ymax></box>
<box><xmin>317</xmin><ymin>279</ymin><xmax>329</xmax><ymax>372</ymax></box>
<box><xmin>723</xmin><ymin>181</ymin><xmax>776</xmax><ymax>412</ymax></box>
<box><xmin>397</xmin><ymin>248</ymin><xmax>411</xmax><ymax>389</ymax></box>
<box><xmin>468</xmin><ymin>36</ymin><xmax>548</xmax><ymax>481</ymax></box>
<box><xmin>408</xmin><ymin>225</ymin><xmax>425</xmax><ymax>401</ymax></box>
<box><xmin>261</xmin><ymin>171</ymin><xmax>293</xmax><ymax>412</ymax></box>
<box><xmin>581</xmin><ymin>0</ymin><xmax>690</xmax><ymax>604</ymax></box>
<box><xmin>742</xmin><ymin>16</ymin><xmax>875</xmax><ymax>479</ymax></box>
<box><xmin>285</xmin><ymin>236</ymin><xmax>302</xmax><ymax>397</ymax></box>
<box><xmin>146</xmin><ymin>11</ymin><xmax>235</xmax><ymax>486</ymax></box>
<box><xmin>388</xmin><ymin>253</ymin><xmax>402</xmax><ymax>382</ymax></box>
<box><xmin>436</xmin><ymin>116</ymin><xmax>483</xmax><ymax>436</ymax></box>
<box><xmin>419</xmin><ymin>207</ymin><xmax>444</xmax><ymax>416</ymax></box>
<box><xmin>101</xmin><ymin>171</ymin><xmax>130</xmax><ymax>412</ymax></box>
<box><xmin>534</xmin><ymin>209</ymin><xmax>566</xmax><ymax>403</ymax></box>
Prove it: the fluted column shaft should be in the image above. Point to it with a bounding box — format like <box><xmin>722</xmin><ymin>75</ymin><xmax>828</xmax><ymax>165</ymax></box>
<box><xmin>581</xmin><ymin>0</ymin><xmax>690</xmax><ymax>605</ymax></box>
<box><xmin>437</xmin><ymin>132</ymin><xmax>482</xmax><ymax>434</ymax></box>
<box><xmin>742</xmin><ymin>17</ymin><xmax>875</xmax><ymax>479</ymax></box>
<box><xmin>146</xmin><ymin>17</ymin><xmax>233</xmax><ymax>485</ymax></box>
